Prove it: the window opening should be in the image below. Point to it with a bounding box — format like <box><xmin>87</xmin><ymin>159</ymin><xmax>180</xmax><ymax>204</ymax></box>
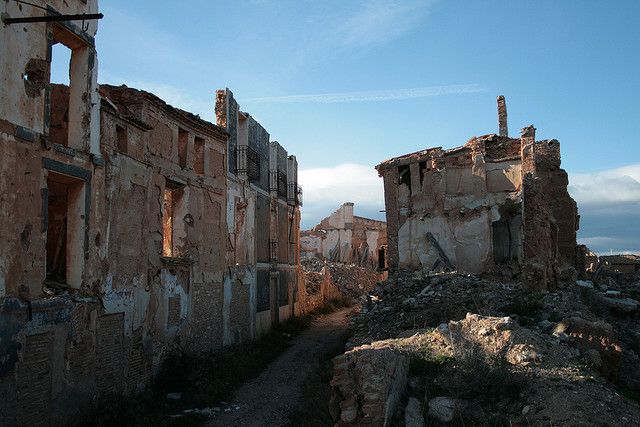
<box><xmin>163</xmin><ymin>182</ymin><xmax>186</xmax><ymax>257</ymax></box>
<box><xmin>178</xmin><ymin>128</ymin><xmax>188</xmax><ymax>169</ymax></box>
<box><xmin>116</xmin><ymin>125</ymin><xmax>127</xmax><ymax>153</ymax></box>
<box><xmin>398</xmin><ymin>165</ymin><xmax>411</xmax><ymax>192</ymax></box>
<box><xmin>194</xmin><ymin>137</ymin><xmax>205</xmax><ymax>175</ymax></box>
<box><xmin>45</xmin><ymin>172</ymin><xmax>85</xmax><ymax>288</ymax></box>
<box><xmin>50</xmin><ymin>43</ymin><xmax>71</xmax><ymax>85</ymax></box>
<box><xmin>48</xmin><ymin>24</ymin><xmax>90</xmax><ymax>149</ymax></box>
<box><xmin>419</xmin><ymin>161</ymin><xmax>428</xmax><ymax>185</ymax></box>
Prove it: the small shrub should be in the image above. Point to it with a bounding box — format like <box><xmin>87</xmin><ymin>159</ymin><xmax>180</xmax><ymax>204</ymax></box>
<box><xmin>409</xmin><ymin>353</ymin><xmax>454</xmax><ymax>377</ymax></box>
<box><xmin>499</xmin><ymin>296</ymin><xmax>543</xmax><ymax>317</ymax></box>
<box><xmin>442</xmin><ymin>345</ymin><xmax>525</xmax><ymax>403</ymax></box>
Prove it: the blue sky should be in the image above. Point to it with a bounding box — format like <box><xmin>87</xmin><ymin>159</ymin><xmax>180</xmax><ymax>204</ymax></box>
<box><xmin>52</xmin><ymin>0</ymin><xmax>640</xmax><ymax>254</ymax></box>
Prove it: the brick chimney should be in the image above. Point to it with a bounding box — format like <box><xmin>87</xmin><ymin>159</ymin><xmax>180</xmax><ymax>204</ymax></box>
<box><xmin>497</xmin><ymin>95</ymin><xmax>508</xmax><ymax>137</ymax></box>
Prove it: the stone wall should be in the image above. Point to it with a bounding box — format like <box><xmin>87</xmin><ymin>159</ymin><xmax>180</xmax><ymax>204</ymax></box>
<box><xmin>376</xmin><ymin>98</ymin><xmax>579</xmax><ymax>288</ymax></box>
<box><xmin>0</xmin><ymin>77</ymin><xmax>302</xmax><ymax>425</ymax></box>
<box><xmin>301</xmin><ymin>203</ymin><xmax>387</xmax><ymax>271</ymax></box>
<box><xmin>303</xmin><ymin>267</ymin><xmax>343</xmax><ymax>313</ymax></box>
<box><xmin>215</xmin><ymin>89</ymin><xmax>302</xmax><ymax>338</ymax></box>
<box><xmin>330</xmin><ymin>341</ymin><xmax>410</xmax><ymax>425</ymax></box>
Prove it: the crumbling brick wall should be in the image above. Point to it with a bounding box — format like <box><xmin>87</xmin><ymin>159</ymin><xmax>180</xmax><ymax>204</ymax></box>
<box><xmin>376</xmin><ymin>98</ymin><xmax>579</xmax><ymax>288</ymax></box>
<box><xmin>215</xmin><ymin>89</ymin><xmax>303</xmax><ymax>337</ymax></box>
<box><xmin>301</xmin><ymin>203</ymin><xmax>387</xmax><ymax>271</ymax></box>
<box><xmin>521</xmin><ymin>128</ymin><xmax>579</xmax><ymax>289</ymax></box>
<box><xmin>1</xmin><ymin>5</ymin><xmax>304</xmax><ymax>421</ymax></box>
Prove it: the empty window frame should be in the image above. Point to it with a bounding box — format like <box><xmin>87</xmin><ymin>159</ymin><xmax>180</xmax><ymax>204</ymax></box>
<box><xmin>419</xmin><ymin>161</ymin><xmax>428</xmax><ymax>185</ymax></box>
<box><xmin>194</xmin><ymin>136</ymin><xmax>205</xmax><ymax>175</ymax></box>
<box><xmin>277</xmin><ymin>170</ymin><xmax>287</xmax><ymax>198</ymax></box>
<box><xmin>48</xmin><ymin>24</ymin><xmax>92</xmax><ymax>149</ymax></box>
<box><xmin>377</xmin><ymin>246</ymin><xmax>387</xmax><ymax>271</ymax></box>
<box><xmin>162</xmin><ymin>182</ymin><xmax>186</xmax><ymax>258</ymax></box>
<box><xmin>45</xmin><ymin>172</ymin><xmax>86</xmax><ymax>288</ymax></box>
<box><xmin>178</xmin><ymin>128</ymin><xmax>188</xmax><ymax>169</ymax></box>
<box><xmin>398</xmin><ymin>165</ymin><xmax>411</xmax><ymax>192</ymax></box>
<box><xmin>116</xmin><ymin>124</ymin><xmax>128</xmax><ymax>153</ymax></box>
<box><xmin>492</xmin><ymin>203</ymin><xmax>522</xmax><ymax>264</ymax></box>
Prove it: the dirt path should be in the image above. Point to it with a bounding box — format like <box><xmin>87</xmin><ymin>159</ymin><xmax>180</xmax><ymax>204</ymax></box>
<box><xmin>204</xmin><ymin>308</ymin><xmax>352</xmax><ymax>427</ymax></box>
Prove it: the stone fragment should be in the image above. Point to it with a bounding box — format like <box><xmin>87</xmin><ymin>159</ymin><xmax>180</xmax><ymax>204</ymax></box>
<box><xmin>428</xmin><ymin>396</ymin><xmax>458</xmax><ymax>422</ymax></box>
<box><xmin>576</xmin><ymin>280</ymin><xmax>594</xmax><ymax>289</ymax></box>
<box><xmin>405</xmin><ymin>397</ymin><xmax>425</xmax><ymax>427</ymax></box>
<box><xmin>602</xmin><ymin>297</ymin><xmax>639</xmax><ymax>313</ymax></box>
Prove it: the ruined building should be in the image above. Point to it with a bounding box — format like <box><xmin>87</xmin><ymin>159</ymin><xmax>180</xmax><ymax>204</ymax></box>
<box><xmin>0</xmin><ymin>1</ymin><xmax>302</xmax><ymax>423</ymax></box>
<box><xmin>215</xmin><ymin>89</ymin><xmax>305</xmax><ymax>332</ymax></box>
<box><xmin>301</xmin><ymin>203</ymin><xmax>387</xmax><ymax>271</ymax></box>
<box><xmin>376</xmin><ymin>97</ymin><xmax>579</xmax><ymax>288</ymax></box>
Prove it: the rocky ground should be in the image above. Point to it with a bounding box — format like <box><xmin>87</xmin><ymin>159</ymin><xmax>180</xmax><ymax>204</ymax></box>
<box><xmin>330</xmin><ymin>270</ymin><xmax>640</xmax><ymax>426</ymax></box>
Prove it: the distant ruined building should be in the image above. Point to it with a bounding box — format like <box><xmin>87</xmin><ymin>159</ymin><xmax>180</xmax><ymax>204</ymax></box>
<box><xmin>0</xmin><ymin>1</ymin><xmax>303</xmax><ymax>424</ymax></box>
<box><xmin>376</xmin><ymin>96</ymin><xmax>580</xmax><ymax>289</ymax></box>
<box><xmin>301</xmin><ymin>203</ymin><xmax>387</xmax><ymax>271</ymax></box>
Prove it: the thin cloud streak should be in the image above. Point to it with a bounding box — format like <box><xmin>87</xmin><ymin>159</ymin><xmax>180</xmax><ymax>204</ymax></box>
<box><xmin>246</xmin><ymin>84</ymin><xmax>486</xmax><ymax>104</ymax></box>
<box><xmin>337</xmin><ymin>0</ymin><xmax>435</xmax><ymax>48</ymax></box>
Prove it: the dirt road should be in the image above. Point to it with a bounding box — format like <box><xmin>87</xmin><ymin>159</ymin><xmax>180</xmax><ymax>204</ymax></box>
<box><xmin>204</xmin><ymin>308</ymin><xmax>352</xmax><ymax>427</ymax></box>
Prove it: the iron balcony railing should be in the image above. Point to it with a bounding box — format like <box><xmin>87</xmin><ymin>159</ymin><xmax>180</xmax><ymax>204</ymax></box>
<box><xmin>287</xmin><ymin>183</ymin><xmax>303</xmax><ymax>206</ymax></box>
<box><xmin>237</xmin><ymin>146</ymin><xmax>261</xmax><ymax>182</ymax></box>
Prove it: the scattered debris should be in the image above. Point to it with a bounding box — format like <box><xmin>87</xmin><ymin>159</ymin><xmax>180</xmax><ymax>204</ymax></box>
<box><xmin>330</xmin><ymin>269</ymin><xmax>640</xmax><ymax>425</ymax></box>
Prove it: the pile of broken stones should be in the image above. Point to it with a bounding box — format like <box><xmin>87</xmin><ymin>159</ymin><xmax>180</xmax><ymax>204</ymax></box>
<box><xmin>301</xmin><ymin>256</ymin><xmax>381</xmax><ymax>300</ymax></box>
<box><xmin>330</xmin><ymin>270</ymin><xmax>640</xmax><ymax>426</ymax></box>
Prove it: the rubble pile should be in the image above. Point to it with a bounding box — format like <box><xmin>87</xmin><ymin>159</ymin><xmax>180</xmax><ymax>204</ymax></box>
<box><xmin>301</xmin><ymin>256</ymin><xmax>326</xmax><ymax>273</ymax></box>
<box><xmin>331</xmin><ymin>271</ymin><xmax>640</xmax><ymax>426</ymax></box>
<box><xmin>301</xmin><ymin>256</ymin><xmax>381</xmax><ymax>300</ymax></box>
<box><xmin>327</xmin><ymin>264</ymin><xmax>380</xmax><ymax>300</ymax></box>
<box><xmin>304</xmin><ymin>272</ymin><xmax>323</xmax><ymax>296</ymax></box>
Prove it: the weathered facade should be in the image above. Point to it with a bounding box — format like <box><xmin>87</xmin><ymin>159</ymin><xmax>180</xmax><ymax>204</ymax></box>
<box><xmin>301</xmin><ymin>203</ymin><xmax>387</xmax><ymax>271</ymax></box>
<box><xmin>215</xmin><ymin>89</ymin><xmax>304</xmax><ymax>333</ymax></box>
<box><xmin>376</xmin><ymin>97</ymin><xmax>579</xmax><ymax>289</ymax></box>
<box><xmin>0</xmin><ymin>2</ymin><xmax>302</xmax><ymax>423</ymax></box>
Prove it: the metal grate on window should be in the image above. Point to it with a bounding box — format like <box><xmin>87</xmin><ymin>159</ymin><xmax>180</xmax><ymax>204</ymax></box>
<box><xmin>246</xmin><ymin>146</ymin><xmax>261</xmax><ymax>182</ymax></box>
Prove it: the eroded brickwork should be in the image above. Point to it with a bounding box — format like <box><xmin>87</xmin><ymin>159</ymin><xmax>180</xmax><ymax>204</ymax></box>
<box><xmin>376</xmin><ymin>97</ymin><xmax>579</xmax><ymax>289</ymax></box>
<box><xmin>17</xmin><ymin>332</ymin><xmax>54</xmax><ymax>427</ymax></box>
<box><xmin>0</xmin><ymin>4</ymin><xmax>302</xmax><ymax>421</ymax></box>
<box><xmin>301</xmin><ymin>203</ymin><xmax>387</xmax><ymax>271</ymax></box>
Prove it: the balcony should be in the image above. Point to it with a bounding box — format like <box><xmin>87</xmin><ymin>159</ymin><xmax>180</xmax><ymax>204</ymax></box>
<box><xmin>288</xmin><ymin>183</ymin><xmax>303</xmax><ymax>206</ymax></box>
<box><xmin>237</xmin><ymin>146</ymin><xmax>261</xmax><ymax>182</ymax></box>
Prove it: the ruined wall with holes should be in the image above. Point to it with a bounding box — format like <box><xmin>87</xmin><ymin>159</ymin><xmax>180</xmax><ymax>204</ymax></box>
<box><xmin>1</xmin><ymin>5</ymin><xmax>304</xmax><ymax>422</ymax></box>
<box><xmin>1</xmin><ymin>1</ymin><xmax>102</xmax><ymax>423</ymax></box>
<box><xmin>216</xmin><ymin>89</ymin><xmax>303</xmax><ymax>336</ymax></box>
<box><xmin>301</xmin><ymin>203</ymin><xmax>387</xmax><ymax>271</ymax></box>
<box><xmin>0</xmin><ymin>72</ymin><xmax>233</xmax><ymax>423</ymax></box>
<box><xmin>376</xmin><ymin>100</ymin><xmax>578</xmax><ymax>289</ymax></box>
<box><xmin>98</xmin><ymin>84</ymin><xmax>230</xmax><ymax>360</ymax></box>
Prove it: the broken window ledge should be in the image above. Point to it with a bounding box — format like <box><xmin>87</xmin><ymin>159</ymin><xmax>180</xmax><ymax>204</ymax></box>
<box><xmin>161</xmin><ymin>256</ymin><xmax>195</xmax><ymax>268</ymax></box>
<box><xmin>52</xmin><ymin>142</ymin><xmax>77</xmax><ymax>157</ymax></box>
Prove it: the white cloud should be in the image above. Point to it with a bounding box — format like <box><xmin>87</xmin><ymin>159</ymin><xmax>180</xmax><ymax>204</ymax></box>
<box><xmin>337</xmin><ymin>0</ymin><xmax>434</xmax><ymax>48</ymax></box>
<box><xmin>298</xmin><ymin>163</ymin><xmax>385</xmax><ymax>228</ymax></box>
<box><xmin>569</xmin><ymin>163</ymin><xmax>640</xmax><ymax>208</ymax></box>
<box><xmin>246</xmin><ymin>84</ymin><xmax>485</xmax><ymax>104</ymax></box>
<box><xmin>570</xmin><ymin>163</ymin><xmax>640</xmax><ymax>254</ymax></box>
